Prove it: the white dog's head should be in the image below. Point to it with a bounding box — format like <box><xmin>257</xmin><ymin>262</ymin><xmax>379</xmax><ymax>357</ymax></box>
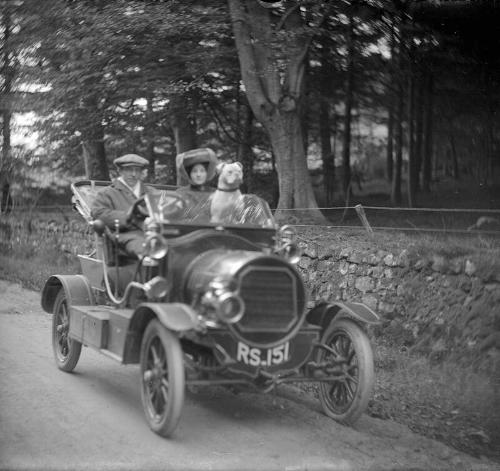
<box><xmin>216</xmin><ymin>161</ymin><xmax>243</xmax><ymax>191</ymax></box>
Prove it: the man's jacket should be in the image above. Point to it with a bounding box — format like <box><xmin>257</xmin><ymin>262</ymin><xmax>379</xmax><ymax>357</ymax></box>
<box><xmin>91</xmin><ymin>179</ymin><xmax>152</xmax><ymax>230</ymax></box>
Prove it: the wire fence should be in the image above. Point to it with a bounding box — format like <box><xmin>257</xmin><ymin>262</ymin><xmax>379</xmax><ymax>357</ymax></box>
<box><xmin>279</xmin><ymin>204</ymin><xmax>500</xmax><ymax>237</ymax></box>
<box><xmin>1</xmin><ymin>203</ymin><xmax>500</xmax><ymax>237</ymax></box>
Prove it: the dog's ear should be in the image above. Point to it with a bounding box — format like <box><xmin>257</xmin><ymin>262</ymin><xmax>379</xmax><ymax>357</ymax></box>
<box><xmin>233</xmin><ymin>161</ymin><xmax>243</xmax><ymax>171</ymax></box>
<box><xmin>216</xmin><ymin>162</ymin><xmax>226</xmax><ymax>175</ymax></box>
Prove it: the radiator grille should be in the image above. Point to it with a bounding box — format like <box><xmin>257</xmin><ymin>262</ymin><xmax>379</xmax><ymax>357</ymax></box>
<box><xmin>238</xmin><ymin>266</ymin><xmax>297</xmax><ymax>332</ymax></box>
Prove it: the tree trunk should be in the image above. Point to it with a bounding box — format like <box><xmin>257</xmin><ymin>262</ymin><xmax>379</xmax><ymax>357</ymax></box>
<box><xmin>386</xmin><ymin>108</ymin><xmax>394</xmax><ymax>183</ymax></box>
<box><xmin>332</xmin><ymin>112</ymin><xmax>337</xmax><ymax>173</ymax></box>
<box><xmin>301</xmin><ymin>86</ymin><xmax>309</xmax><ymax>157</ymax></box>
<box><xmin>1</xmin><ymin>5</ymin><xmax>13</xmax><ymax>212</ymax></box>
<box><xmin>82</xmin><ymin>143</ymin><xmax>91</xmax><ymax>179</ymax></box>
<box><xmin>391</xmin><ymin>31</ymin><xmax>404</xmax><ymax>207</ymax></box>
<box><xmin>342</xmin><ymin>12</ymin><xmax>355</xmax><ymax>197</ymax></box>
<box><xmin>1</xmin><ymin>106</ymin><xmax>12</xmax><ymax>177</ymax></box>
<box><xmin>422</xmin><ymin>72</ymin><xmax>433</xmax><ymax>192</ymax></box>
<box><xmin>237</xmin><ymin>101</ymin><xmax>254</xmax><ymax>193</ymax></box>
<box><xmin>145</xmin><ymin>140</ymin><xmax>155</xmax><ymax>181</ymax></box>
<box><xmin>79</xmin><ymin>93</ymin><xmax>109</xmax><ymax>180</ymax></box>
<box><xmin>1</xmin><ymin>182</ymin><xmax>12</xmax><ymax>213</ymax></box>
<box><xmin>267</xmin><ymin>111</ymin><xmax>319</xmax><ymax>221</ymax></box>
<box><xmin>82</xmin><ymin>127</ymin><xmax>109</xmax><ymax>181</ymax></box>
<box><xmin>485</xmin><ymin>106</ymin><xmax>494</xmax><ymax>186</ymax></box>
<box><xmin>320</xmin><ymin>99</ymin><xmax>335</xmax><ymax>206</ymax></box>
<box><xmin>319</xmin><ymin>36</ymin><xmax>335</xmax><ymax>206</ymax></box>
<box><xmin>414</xmin><ymin>72</ymin><xmax>424</xmax><ymax>192</ymax></box>
<box><xmin>228</xmin><ymin>0</ymin><xmax>324</xmax><ymax>223</ymax></box>
<box><xmin>484</xmin><ymin>74</ymin><xmax>495</xmax><ymax>185</ymax></box>
<box><xmin>145</xmin><ymin>96</ymin><xmax>156</xmax><ymax>181</ymax></box>
<box><xmin>169</xmin><ymin>95</ymin><xmax>198</xmax><ymax>185</ymax></box>
<box><xmin>448</xmin><ymin>127</ymin><xmax>459</xmax><ymax>180</ymax></box>
<box><xmin>386</xmin><ymin>16</ymin><xmax>395</xmax><ymax>184</ymax></box>
<box><xmin>407</xmin><ymin>71</ymin><xmax>416</xmax><ymax>208</ymax></box>
<box><xmin>433</xmin><ymin>143</ymin><xmax>440</xmax><ymax>180</ymax></box>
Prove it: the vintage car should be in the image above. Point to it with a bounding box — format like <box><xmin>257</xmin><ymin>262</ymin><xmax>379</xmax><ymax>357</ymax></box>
<box><xmin>41</xmin><ymin>180</ymin><xmax>379</xmax><ymax>437</ymax></box>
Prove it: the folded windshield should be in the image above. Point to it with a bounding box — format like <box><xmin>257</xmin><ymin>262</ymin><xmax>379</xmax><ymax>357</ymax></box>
<box><xmin>144</xmin><ymin>190</ymin><xmax>276</xmax><ymax>229</ymax></box>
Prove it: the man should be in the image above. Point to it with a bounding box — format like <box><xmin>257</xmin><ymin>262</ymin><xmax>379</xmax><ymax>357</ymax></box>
<box><xmin>91</xmin><ymin>153</ymin><xmax>151</xmax><ymax>258</ymax></box>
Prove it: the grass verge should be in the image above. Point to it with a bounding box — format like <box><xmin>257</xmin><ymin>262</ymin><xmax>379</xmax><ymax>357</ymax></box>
<box><xmin>0</xmin><ymin>251</ymin><xmax>80</xmax><ymax>291</ymax></box>
<box><xmin>369</xmin><ymin>340</ymin><xmax>500</xmax><ymax>462</ymax></box>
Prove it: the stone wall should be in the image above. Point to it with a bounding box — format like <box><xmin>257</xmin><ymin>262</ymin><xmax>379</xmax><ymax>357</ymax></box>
<box><xmin>0</xmin><ymin>214</ymin><xmax>92</xmax><ymax>256</ymax></box>
<box><xmin>1</xmin><ymin>214</ymin><xmax>499</xmax><ymax>371</ymax></box>
<box><xmin>296</xmin><ymin>237</ymin><xmax>500</xmax><ymax>372</ymax></box>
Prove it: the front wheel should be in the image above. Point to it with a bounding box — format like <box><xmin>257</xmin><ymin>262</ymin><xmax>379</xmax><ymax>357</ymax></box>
<box><xmin>140</xmin><ymin>319</ymin><xmax>185</xmax><ymax>437</ymax></box>
<box><xmin>316</xmin><ymin>318</ymin><xmax>374</xmax><ymax>425</ymax></box>
<box><xmin>52</xmin><ymin>290</ymin><xmax>82</xmax><ymax>372</ymax></box>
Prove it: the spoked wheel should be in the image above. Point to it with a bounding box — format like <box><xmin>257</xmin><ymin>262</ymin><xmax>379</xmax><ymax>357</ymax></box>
<box><xmin>52</xmin><ymin>290</ymin><xmax>82</xmax><ymax>372</ymax></box>
<box><xmin>140</xmin><ymin>319</ymin><xmax>185</xmax><ymax>437</ymax></box>
<box><xmin>316</xmin><ymin>318</ymin><xmax>374</xmax><ymax>425</ymax></box>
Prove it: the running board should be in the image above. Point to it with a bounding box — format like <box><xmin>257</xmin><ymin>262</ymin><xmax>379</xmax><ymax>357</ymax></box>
<box><xmin>99</xmin><ymin>349</ymin><xmax>123</xmax><ymax>363</ymax></box>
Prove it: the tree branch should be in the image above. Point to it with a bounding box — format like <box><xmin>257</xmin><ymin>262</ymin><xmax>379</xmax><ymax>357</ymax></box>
<box><xmin>285</xmin><ymin>1</ymin><xmax>332</xmax><ymax>97</ymax></box>
<box><xmin>228</xmin><ymin>0</ymin><xmax>271</xmax><ymax>119</ymax></box>
<box><xmin>203</xmin><ymin>100</ymin><xmax>241</xmax><ymax>145</ymax></box>
<box><xmin>276</xmin><ymin>4</ymin><xmax>300</xmax><ymax>31</ymax></box>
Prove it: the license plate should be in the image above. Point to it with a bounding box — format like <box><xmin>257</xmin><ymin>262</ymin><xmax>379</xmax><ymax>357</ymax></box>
<box><xmin>236</xmin><ymin>342</ymin><xmax>289</xmax><ymax>367</ymax></box>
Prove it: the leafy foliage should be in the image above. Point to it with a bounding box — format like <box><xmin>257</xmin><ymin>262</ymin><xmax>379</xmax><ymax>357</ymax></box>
<box><xmin>1</xmin><ymin>0</ymin><xmax>498</xmax><ymax>208</ymax></box>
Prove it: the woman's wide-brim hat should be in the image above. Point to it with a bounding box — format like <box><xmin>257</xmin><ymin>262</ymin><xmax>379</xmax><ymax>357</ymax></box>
<box><xmin>113</xmin><ymin>154</ymin><xmax>149</xmax><ymax>168</ymax></box>
<box><xmin>176</xmin><ymin>147</ymin><xmax>218</xmax><ymax>182</ymax></box>
<box><xmin>178</xmin><ymin>148</ymin><xmax>217</xmax><ymax>169</ymax></box>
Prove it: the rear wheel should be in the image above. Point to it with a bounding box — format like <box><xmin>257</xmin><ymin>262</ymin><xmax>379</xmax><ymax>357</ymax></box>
<box><xmin>140</xmin><ymin>319</ymin><xmax>185</xmax><ymax>437</ymax></box>
<box><xmin>316</xmin><ymin>318</ymin><xmax>374</xmax><ymax>425</ymax></box>
<box><xmin>52</xmin><ymin>290</ymin><xmax>82</xmax><ymax>372</ymax></box>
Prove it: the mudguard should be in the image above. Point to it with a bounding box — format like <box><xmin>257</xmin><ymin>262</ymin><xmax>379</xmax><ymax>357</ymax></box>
<box><xmin>306</xmin><ymin>301</ymin><xmax>380</xmax><ymax>330</ymax></box>
<box><xmin>133</xmin><ymin>302</ymin><xmax>200</xmax><ymax>332</ymax></box>
<box><xmin>41</xmin><ymin>274</ymin><xmax>95</xmax><ymax>313</ymax></box>
<box><xmin>122</xmin><ymin>302</ymin><xmax>200</xmax><ymax>364</ymax></box>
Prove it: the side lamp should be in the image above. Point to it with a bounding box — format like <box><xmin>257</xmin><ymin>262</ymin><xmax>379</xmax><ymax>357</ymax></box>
<box><xmin>274</xmin><ymin>224</ymin><xmax>302</xmax><ymax>264</ymax></box>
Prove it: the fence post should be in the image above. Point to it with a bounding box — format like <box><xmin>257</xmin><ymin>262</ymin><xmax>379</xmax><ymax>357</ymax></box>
<box><xmin>355</xmin><ymin>204</ymin><xmax>373</xmax><ymax>234</ymax></box>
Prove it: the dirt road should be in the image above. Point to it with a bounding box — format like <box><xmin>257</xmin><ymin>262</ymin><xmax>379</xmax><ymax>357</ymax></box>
<box><xmin>0</xmin><ymin>280</ymin><xmax>495</xmax><ymax>471</ymax></box>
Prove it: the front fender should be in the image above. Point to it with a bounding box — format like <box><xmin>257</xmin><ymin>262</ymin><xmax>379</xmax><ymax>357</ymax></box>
<box><xmin>134</xmin><ymin>302</ymin><xmax>199</xmax><ymax>332</ymax></box>
<box><xmin>122</xmin><ymin>302</ymin><xmax>200</xmax><ymax>364</ymax></box>
<box><xmin>306</xmin><ymin>301</ymin><xmax>380</xmax><ymax>330</ymax></box>
<box><xmin>41</xmin><ymin>275</ymin><xmax>95</xmax><ymax>313</ymax></box>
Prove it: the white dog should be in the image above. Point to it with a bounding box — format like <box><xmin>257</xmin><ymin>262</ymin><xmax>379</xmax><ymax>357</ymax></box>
<box><xmin>210</xmin><ymin>162</ymin><xmax>243</xmax><ymax>223</ymax></box>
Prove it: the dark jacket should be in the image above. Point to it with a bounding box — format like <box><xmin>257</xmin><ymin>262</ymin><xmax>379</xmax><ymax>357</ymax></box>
<box><xmin>176</xmin><ymin>184</ymin><xmax>214</xmax><ymax>207</ymax></box>
<box><xmin>91</xmin><ymin>179</ymin><xmax>151</xmax><ymax>230</ymax></box>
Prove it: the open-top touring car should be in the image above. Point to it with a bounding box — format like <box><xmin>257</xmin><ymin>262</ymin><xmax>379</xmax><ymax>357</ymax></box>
<box><xmin>41</xmin><ymin>180</ymin><xmax>379</xmax><ymax>437</ymax></box>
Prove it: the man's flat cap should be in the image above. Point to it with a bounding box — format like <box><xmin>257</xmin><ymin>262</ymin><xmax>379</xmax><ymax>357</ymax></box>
<box><xmin>113</xmin><ymin>154</ymin><xmax>149</xmax><ymax>168</ymax></box>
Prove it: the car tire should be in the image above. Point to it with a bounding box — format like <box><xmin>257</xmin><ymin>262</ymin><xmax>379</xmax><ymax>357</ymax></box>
<box><xmin>140</xmin><ymin>319</ymin><xmax>185</xmax><ymax>437</ymax></box>
<box><xmin>52</xmin><ymin>290</ymin><xmax>82</xmax><ymax>372</ymax></box>
<box><xmin>316</xmin><ymin>318</ymin><xmax>374</xmax><ymax>425</ymax></box>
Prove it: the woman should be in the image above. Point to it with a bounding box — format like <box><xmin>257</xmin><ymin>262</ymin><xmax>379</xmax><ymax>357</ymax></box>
<box><xmin>175</xmin><ymin>148</ymin><xmax>218</xmax><ymax>206</ymax></box>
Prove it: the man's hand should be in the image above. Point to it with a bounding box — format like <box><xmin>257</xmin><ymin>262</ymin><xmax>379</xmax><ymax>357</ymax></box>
<box><xmin>126</xmin><ymin>197</ymin><xmax>149</xmax><ymax>226</ymax></box>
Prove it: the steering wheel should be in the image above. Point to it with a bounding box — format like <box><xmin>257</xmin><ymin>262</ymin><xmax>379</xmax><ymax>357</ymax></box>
<box><xmin>126</xmin><ymin>197</ymin><xmax>149</xmax><ymax>225</ymax></box>
<box><xmin>158</xmin><ymin>192</ymin><xmax>187</xmax><ymax>220</ymax></box>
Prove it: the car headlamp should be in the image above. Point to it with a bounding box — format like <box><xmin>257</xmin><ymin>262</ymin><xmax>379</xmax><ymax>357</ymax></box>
<box><xmin>143</xmin><ymin>276</ymin><xmax>170</xmax><ymax>300</ymax></box>
<box><xmin>274</xmin><ymin>225</ymin><xmax>301</xmax><ymax>264</ymax></box>
<box><xmin>201</xmin><ymin>277</ymin><xmax>245</xmax><ymax>324</ymax></box>
<box><xmin>216</xmin><ymin>292</ymin><xmax>245</xmax><ymax>324</ymax></box>
<box><xmin>143</xmin><ymin>233</ymin><xmax>168</xmax><ymax>260</ymax></box>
